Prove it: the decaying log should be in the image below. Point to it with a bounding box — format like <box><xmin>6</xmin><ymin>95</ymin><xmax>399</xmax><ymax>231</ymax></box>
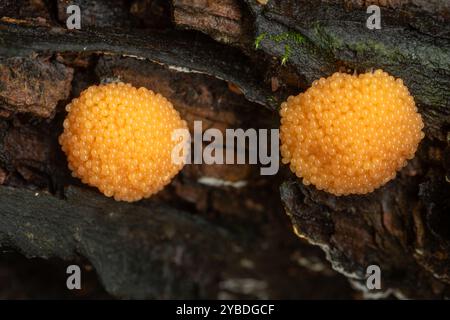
<box><xmin>172</xmin><ymin>0</ymin><xmax>450</xmax><ymax>298</ymax></box>
<box><xmin>0</xmin><ymin>185</ymin><xmax>265</xmax><ymax>299</ymax></box>
<box><xmin>0</xmin><ymin>183</ymin><xmax>357</xmax><ymax>299</ymax></box>
<box><xmin>0</xmin><ymin>26</ymin><xmax>353</xmax><ymax>297</ymax></box>
<box><xmin>0</xmin><ymin>0</ymin><xmax>449</xmax><ymax>299</ymax></box>
<box><xmin>0</xmin><ymin>18</ymin><xmax>273</xmax><ymax>109</ymax></box>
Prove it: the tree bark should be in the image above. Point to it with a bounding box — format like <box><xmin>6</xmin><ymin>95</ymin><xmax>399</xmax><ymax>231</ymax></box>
<box><xmin>0</xmin><ymin>0</ymin><xmax>449</xmax><ymax>299</ymax></box>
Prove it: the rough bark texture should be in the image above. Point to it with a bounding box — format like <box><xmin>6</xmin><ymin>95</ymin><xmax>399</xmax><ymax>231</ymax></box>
<box><xmin>0</xmin><ymin>0</ymin><xmax>449</xmax><ymax>299</ymax></box>
<box><xmin>0</xmin><ymin>57</ymin><xmax>73</xmax><ymax>117</ymax></box>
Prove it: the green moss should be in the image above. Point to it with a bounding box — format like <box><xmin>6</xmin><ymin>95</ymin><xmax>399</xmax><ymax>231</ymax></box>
<box><xmin>254</xmin><ymin>33</ymin><xmax>267</xmax><ymax>49</ymax></box>
<box><xmin>254</xmin><ymin>31</ymin><xmax>304</xmax><ymax>65</ymax></box>
<box><xmin>310</xmin><ymin>22</ymin><xmax>344</xmax><ymax>52</ymax></box>
<box><xmin>352</xmin><ymin>40</ymin><xmax>392</xmax><ymax>58</ymax></box>
<box><xmin>266</xmin><ymin>95</ymin><xmax>278</xmax><ymax>105</ymax></box>
<box><xmin>281</xmin><ymin>44</ymin><xmax>291</xmax><ymax>65</ymax></box>
<box><xmin>310</xmin><ymin>23</ymin><xmax>401</xmax><ymax>61</ymax></box>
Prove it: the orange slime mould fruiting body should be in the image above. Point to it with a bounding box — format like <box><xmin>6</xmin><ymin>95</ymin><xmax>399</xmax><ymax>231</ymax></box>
<box><xmin>280</xmin><ymin>70</ymin><xmax>424</xmax><ymax>196</ymax></box>
<box><xmin>59</xmin><ymin>82</ymin><xmax>188</xmax><ymax>202</ymax></box>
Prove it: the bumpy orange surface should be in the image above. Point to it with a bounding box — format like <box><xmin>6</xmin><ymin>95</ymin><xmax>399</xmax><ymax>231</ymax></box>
<box><xmin>280</xmin><ymin>70</ymin><xmax>424</xmax><ymax>196</ymax></box>
<box><xmin>59</xmin><ymin>82</ymin><xmax>188</xmax><ymax>202</ymax></box>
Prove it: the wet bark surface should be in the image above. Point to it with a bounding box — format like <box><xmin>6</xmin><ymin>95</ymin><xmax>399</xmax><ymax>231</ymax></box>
<box><xmin>0</xmin><ymin>0</ymin><xmax>449</xmax><ymax>299</ymax></box>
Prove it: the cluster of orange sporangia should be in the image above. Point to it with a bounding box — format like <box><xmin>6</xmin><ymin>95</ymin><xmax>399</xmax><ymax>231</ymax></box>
<box><xmin>59</xmin><ymin>82</ymin><xmax>187</xmax><ymax>202</ymax></box>
<box><xmin>60</xmin><ymin>69</ymin><xmax>424</xmax><ymax>202</ymax></box>
<box><xmin>280</xmin><ymin>70</ymin><xmax>424</xmax><ymax>195</ymax></box>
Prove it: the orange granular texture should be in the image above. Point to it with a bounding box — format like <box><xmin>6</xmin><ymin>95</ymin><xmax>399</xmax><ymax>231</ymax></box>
<box><xmin>59</xmin><ymin>82</ymin><xmax>188</xmax><ymax>202</ymax></box>
<box><xmin>280</xmin><ymin>70</ymin><xmax>424</xmax><ymax>196</ymax></box>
